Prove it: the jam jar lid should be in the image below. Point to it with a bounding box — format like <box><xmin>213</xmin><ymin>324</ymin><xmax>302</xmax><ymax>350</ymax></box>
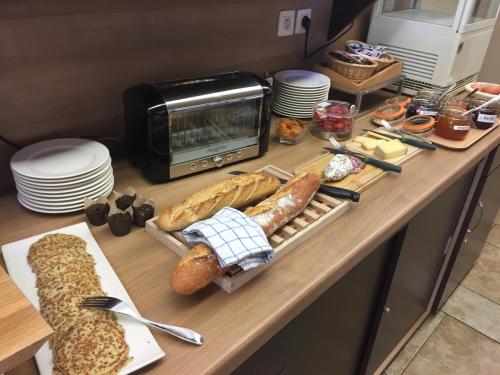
<box><xmin>403</xmin><ymin>115</ymin><xmax>435</xmax><ymax>134</ymax></box>
<box><xmin>385</xmin><ymin>96</ymin><xmax>411</xmax><ymax>107</ymax></box>
<box><xmin>374</xmin><ymin>104</ymin><xmax>405</xmax><ymax>121</ymax></box>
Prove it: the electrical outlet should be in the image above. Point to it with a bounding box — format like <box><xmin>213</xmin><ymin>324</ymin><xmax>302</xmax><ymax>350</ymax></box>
<box><xmin>277</xmin><ymin>10</ymin><xmax>295</xmax><ymax>37</ymax></box>
<box><xmin>295</xmin><ymin>9</ymin><xmax>312</xmax><ymax>34</ymax></box>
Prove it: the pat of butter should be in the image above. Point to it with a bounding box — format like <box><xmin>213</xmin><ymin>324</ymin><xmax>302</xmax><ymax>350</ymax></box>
<box><xmin>354</xmin><ymin>135</ymin><xmax>386</xmax><ymax>150</ymax></box>
<box><xmin>374</xmin><ymin>139</ymin><xmax>407</xmax><ymax>160</ymax></box>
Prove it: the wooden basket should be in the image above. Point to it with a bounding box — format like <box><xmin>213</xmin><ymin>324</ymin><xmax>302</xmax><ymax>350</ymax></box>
<box><xmin>314</xmin><ymin>60</ymin><xmax>403</xmax><ymax>92</ymax></box>
<box><xmin>345</xmin><ymin>40</ymin><xmax>394</xmax><ymax>73</ymax></box>
<box><xmin>145</xmin><ymin>165</ymin><xmax>350</xmax><ymax>293</ymax></box>
<box><xmin>374</xmin><ymin>54</ymin><xmax>395</xmax><ymax>72</ymax></box>
<box><xmin>327</xmin><ymin>54</ymin><xmax>378</xmax><ymax>83</ymax></box>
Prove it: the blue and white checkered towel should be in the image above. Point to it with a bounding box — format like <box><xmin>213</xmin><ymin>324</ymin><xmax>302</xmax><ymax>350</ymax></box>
<box><xmin>181</xmin><ymin>207</ymin><xmax>273</xmax><ymax>271</ymax></box>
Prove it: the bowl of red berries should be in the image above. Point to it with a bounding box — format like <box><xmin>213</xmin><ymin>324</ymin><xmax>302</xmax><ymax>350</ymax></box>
<box><xmin>312</xmin><ymin>100</ymin><xmax>358</xmax><ymax>140</ymax></box>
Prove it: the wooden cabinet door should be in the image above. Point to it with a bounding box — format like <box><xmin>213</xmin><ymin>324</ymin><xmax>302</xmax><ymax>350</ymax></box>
<box><xmin>234</xmin><ymin>239</ymin><xmax>396</xmax><ymax>375</ymax></box>
<box><xmin>438</xmin><ymin>147</ymin><xmax>499</xmax><ymax>308</ymax></box>
<box><xmin>363</xmin><ymin>167</ymin><xmax>476</xmax><ymax>374</ymax></box>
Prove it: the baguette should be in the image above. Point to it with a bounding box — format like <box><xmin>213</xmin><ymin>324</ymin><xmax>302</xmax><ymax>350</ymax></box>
<box><xmin>169</xmin><ymin>172</ymin><xmax>321</xmax><ymax>295</ymax></box>
<box><xmin>158</xmin><ymin>172</ymin><xmax>281</xmax><ymax>232</ymax></box>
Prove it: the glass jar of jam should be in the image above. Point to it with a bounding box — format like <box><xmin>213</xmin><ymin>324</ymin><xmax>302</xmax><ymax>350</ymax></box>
<box><xmin>468</xmin><ymin>98</ymin><xmax>498</xmax><ymax>129</ymax></box>
<box><xmin>443</xmin><ymin>97</ymin><xmax>468</xmax><ymax>111</ymax></box>
<box><xmin>385</xmin><ymin>95</ymin><xmax>411</xmax><ymax>108</ymax></box>
<box><xmin>405</xmin><ymin>90</ymin><xmax>442</xmax><ymax>119</ymax></box>
<box><xmin>435</xmin><ymin>109</ymin><xmax>472</xmax><ymax>140</ymax></box>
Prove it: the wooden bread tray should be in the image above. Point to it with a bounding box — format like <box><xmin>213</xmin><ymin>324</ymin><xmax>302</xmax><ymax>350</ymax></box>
<box><xmin>296</xmin><ymin>132</ymin><xmax>422</xmax><ymax>193</ymax></box>
<box><xmin>145</xmin><ymin>165</ymin><xmax>350</xmax><ymax>293</ymax></box>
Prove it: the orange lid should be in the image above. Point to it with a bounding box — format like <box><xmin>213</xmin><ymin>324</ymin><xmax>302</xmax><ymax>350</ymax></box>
<box><xmin>403</xmin><ymin>115</ymin><xmax>435</xmax><ymax>132</ymax></box>
<box><xmin>374</xmin><ymin>104</ymin><xmax>405</xmax><ymax>121</ymax></box>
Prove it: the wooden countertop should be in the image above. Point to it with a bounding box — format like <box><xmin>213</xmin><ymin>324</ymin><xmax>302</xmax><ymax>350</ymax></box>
<box><xmin>2</xmin><ymin>115</ymin><xmax>499</xmax><ymax>375</ymax></box>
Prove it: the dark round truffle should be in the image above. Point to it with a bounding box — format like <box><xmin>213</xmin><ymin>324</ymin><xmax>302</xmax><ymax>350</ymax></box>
<box><xmin>115</xmin><ymin>194</ymin><xmax>136</xmax><ymax>210</ymax></box>
<box><xmin>107</xmin><ymin>212</ymin><xmax>132</xmax><ymax>236</ymax></box>
<box><xmin>133</xmin><ymin>204</ymin><xmax>155</xmax><ymax>227</ymax></box>
<box><xmin>85</xmin><ymin>203</ymin><xmax>110</xmax><ymax>226</ymax></box>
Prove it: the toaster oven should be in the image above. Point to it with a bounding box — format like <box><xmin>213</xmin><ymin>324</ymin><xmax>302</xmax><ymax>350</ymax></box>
<box><xmin>123</xmin><ymin>71</ymin><xmax>272</xmax><ymax>183</ymax></box>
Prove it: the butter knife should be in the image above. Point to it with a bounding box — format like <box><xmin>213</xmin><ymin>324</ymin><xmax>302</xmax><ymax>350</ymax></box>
<box><xmin>325</xmin><ymin>137</ymin><xmax>402</xmax><ymax>173</ymax></box>
<box><xmin>228</xmin><ymin>170</ymin><xmax>361</xmax><ymax>202</ymax></box>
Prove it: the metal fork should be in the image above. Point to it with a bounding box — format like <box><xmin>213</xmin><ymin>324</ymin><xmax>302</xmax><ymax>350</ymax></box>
<box><xmin>81</xmin><ymin>296</ymin><xmax>204</xmax><ymax>346</ymax></box>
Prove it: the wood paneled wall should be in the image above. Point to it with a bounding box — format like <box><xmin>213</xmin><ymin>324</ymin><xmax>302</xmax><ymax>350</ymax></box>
<box><xmin>0</xmin><ymin>0</ymin><xmax>372</xmax><ymax>190</ymax></box>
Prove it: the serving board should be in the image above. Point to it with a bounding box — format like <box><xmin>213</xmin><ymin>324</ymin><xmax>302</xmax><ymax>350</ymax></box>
<box><xmin>145</xmin><ymin>165</ymin><xmax>350</xmax><ymax>293</ymax></box>
<box><xmin>1</xmin><ymin>222</ymin><xmax>165</xmax><ymax>375</ymax></box>
<box><xmin>296</xmin><ymin>134</ymin><xmax>422</xmax><ymax>192</ymax></box>
<box><xmin>426</xmin><ymin>122</ymin><xmax>499</xmax><ymax>150</ymax></box>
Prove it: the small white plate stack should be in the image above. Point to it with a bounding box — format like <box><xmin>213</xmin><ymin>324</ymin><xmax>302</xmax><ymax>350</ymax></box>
<box><xmin>11</xmin><ymin>138</ymin><xmax>114</xmax><ymax>214</ymax></box>
<box><xmin>272</xmin><ymin>70</ymin><xmax>331</xmax><ymax>118</ymax></box>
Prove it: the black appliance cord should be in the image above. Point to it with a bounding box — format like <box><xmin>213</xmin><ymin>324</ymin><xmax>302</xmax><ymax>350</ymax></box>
<box><xmin>302</xmin><ymin>16</ymin><xmax>354</xmax><ymax>58</ymax></box>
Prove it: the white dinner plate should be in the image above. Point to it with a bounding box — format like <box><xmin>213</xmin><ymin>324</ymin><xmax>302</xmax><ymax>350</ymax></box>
<box><xmin>274</xmin><ymin>87</ymin><xmax>329</xmax><ymax>95</ymax></box>
<box><xmin>17</xmin><ymin>183</ymin><xmax>113</xmax><ymax>213</ymax></box>
<box><xmin>274</xmin><ymin>86</ymin><xmax>330</xmax><ymax>96</ymax></box>
<box><xmin>274</xmin><ymin>82</ymin><xmax>330</xmax><ymax>93</ymax></box>
<box><xmin>17</xmin><ymin>177</ymin><xmax>114</xmax><ymax>204</ymax></box>
<box><xmin>274</xmin><ymin>70</ymin><xmax>330</xmax><ymax>88</ymax></box>
<box><xmin>11</xmin><ymin>138</ymin><xmax>110</xmax><ymax>179</ymax></box>
<box><xmin>272</xmin><ymin>108</ymin><xmax>314</xmax><ymax>118</ymax></box>
<box><xmin>272</xmin><ymin>102</ymin><xmax>317</xmax><ymax>112</ymax></box>
<box><xmin>273</xmin><ymin>101</ymin><xmax>316</xmax><ymax>110</ymax></box>
<box><xmin>13</xmin><ymin>162</ymin><xmax>112</xmax><ymax>189</ymax></box>
<box><xmin>464</xmin><ymin>82</ymin><xmax>500</xmax><ymax>100</ymax></box>
<box><xmin>14</xmin><ymin>167</ymin><xmax>113</xmax><ymax>195</ymax></box>
<box><xmin>273</xmin><ymin>97</ymin><xmax>327</xmax><ymax>107</ymax></box>
<box><xmin>12</xmin><ymin>157</ymin><xmax>112</xmax><ymax>184</ymax></box>
<box><xmin>274</xmin><ymin>81</ymin><xmax>330</xmax><ymax>91</ymax></box>
<box><xmin>273</xmin><ymin>93</ymin><xmax>328</xmax><ymax>102</ymax></box>
<box><xmin>1</xmin><ymin>222</ymin><xmax>166</xmax><ymax>373</ymax></box>
<box><xmin>17</xmin><ymin>196</ymin><xmax>87</xmax><ymax>213</ymax></box>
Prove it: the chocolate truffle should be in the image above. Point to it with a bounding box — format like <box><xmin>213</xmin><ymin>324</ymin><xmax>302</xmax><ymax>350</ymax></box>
<box><xmin>106</xmin><ymin>202</ymin><xmax>133</xmax><ymax>236</ymax></box>
<box><xmin>113</xmin><ymin>186</ymin><xmax>137</xmax><ymax>210</ymax></box>
<box><xmin>133</xmin><ymin>203</ymin><xmax>155</xmax><ymax>227</ymax></box>
<box><xmin>107</xmin><ymin>212</ymin><xmax>133</xmax><ymax>236</ymax></box>
<box><xmin>83</xmin><ymin>197</ymin><xmax>110</xmax><ymax>226</ymax></box>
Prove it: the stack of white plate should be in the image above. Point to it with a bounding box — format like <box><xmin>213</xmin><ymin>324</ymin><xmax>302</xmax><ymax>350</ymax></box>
<box><xmin>272</xmin><ymin>70</ymin><xmax>331</xmax><ymax>118</ymax></box>
<box><xmin>11</xmin><ymin>138</ymin><xmax>114</xmax><ymax>214</ymax></box>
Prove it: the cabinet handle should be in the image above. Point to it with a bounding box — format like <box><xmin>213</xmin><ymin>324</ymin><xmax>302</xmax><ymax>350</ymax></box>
<box><xmin>384</xmin><ymin>307</ymin><xmax>391</xmax><ymax>314</ymax></box>
<box><xmin>467</xmin><ymin>201</ymin><xmax>484</xmax><ymax>234</ymax></box>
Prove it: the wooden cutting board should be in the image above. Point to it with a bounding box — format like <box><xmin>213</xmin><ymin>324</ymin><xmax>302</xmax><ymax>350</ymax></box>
<box><xmin>296</xmin><ymin>135</ymin><xmax>422</xmax><ymax>193</ymax></box>
<box><xmin>146</xmin><ymin>165</ymin><xmax>350</xmax><ymax>293</ymax></box>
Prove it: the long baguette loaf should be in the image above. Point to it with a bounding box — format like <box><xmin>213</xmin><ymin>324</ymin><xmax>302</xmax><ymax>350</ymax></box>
<box><xmin>169</xmin><ymin>172</ymin><xmax>321</xmax><ymax>295</ymax></box>
<box><xmin>158</xmin><ymin>172</ymin><xmax>281</xmax><ymax>232</ymax></box>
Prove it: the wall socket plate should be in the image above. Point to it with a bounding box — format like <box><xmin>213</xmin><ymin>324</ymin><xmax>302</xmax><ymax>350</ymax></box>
<box><xmin>277</xmin><ymin>10</ymin><xmax>295</xmax><ymax>37</ymax></box>
<box><xmin>295</xmin><ymin>9</ymin><xmax>311</xmax><ymax>34</ymax></box>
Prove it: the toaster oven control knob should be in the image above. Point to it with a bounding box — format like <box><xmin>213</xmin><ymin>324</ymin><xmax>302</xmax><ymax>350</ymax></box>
<box><xmin>212</xmin><ymin>155</ymin><xmax>224</xmax><ymax>168</ymax></box>
<box><xmin>201</xmin><ymin>160</ymin><xmax>209</xmax><ymax>168</ymax></box>
<box><xmin>226</xmin><ymin>154</ymin><xmax>233</xmax><ymax>161</ymax></box>
<box><xmin>237</xmin><ymin>151</ymin><xmax>243</xmax><ymax>159</ymax></box>
<box><xmin>190</xmin><ymin>163</ymin><xmax>197</xmax><ymax>171</ymax></box>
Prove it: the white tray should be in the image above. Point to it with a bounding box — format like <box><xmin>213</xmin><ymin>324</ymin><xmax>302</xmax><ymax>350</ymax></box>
<box><xmin>1</xmin><ymin>222</ymin><xmax>165</xmax><ymax>375</ymax></box>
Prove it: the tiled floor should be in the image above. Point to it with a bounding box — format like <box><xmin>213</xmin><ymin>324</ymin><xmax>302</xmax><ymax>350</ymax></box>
<box><xmin>384</xmin><ymin>210</ymin><xmax>500</xmax><ymax>375</ymax></box>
